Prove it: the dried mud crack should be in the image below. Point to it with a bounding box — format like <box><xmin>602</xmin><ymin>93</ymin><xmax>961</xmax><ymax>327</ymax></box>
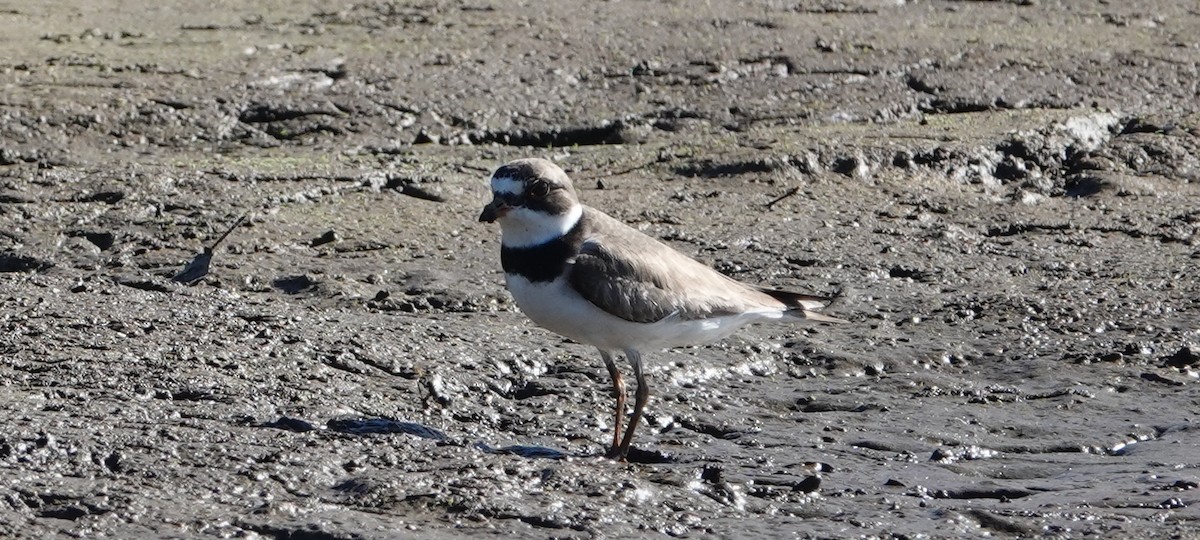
<box><xmin>2</xmin><ymin>1</ymin><xmax>1199</xmax><ymax>539</ymax></box>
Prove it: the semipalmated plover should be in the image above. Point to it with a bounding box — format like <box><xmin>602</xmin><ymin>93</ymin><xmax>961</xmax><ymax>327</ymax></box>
<box><xmin>479</xmin><ymin>158</ymin><xmax>845</xmax><ymax>460</ymax></box>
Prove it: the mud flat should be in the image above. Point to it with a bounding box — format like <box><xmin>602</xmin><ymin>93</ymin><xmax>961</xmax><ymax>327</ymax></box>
<box><xmin>1</xmin><ymin>1</ymin><xmax>1198</xmax><ymax>538</ymax></box>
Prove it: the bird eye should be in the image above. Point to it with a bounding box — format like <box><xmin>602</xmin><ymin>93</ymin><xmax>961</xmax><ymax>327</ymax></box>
<box><xmin>529</xmin><ymin>181</ymin><xmax>550</xmax><ymax>198</ymax></box>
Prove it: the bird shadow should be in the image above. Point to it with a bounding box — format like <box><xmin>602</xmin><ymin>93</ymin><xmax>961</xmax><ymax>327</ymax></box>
<box><xmin>614</xmin><ymin>447</ymin><xmax>677</xmax><ymax>464</ymax></box>
<box><xmin>262</xmin><ymin>415</ymin><xmax>677</xmax><ymax>463</ymax></box>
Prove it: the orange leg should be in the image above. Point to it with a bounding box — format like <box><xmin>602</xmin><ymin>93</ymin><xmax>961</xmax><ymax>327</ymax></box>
<box><xmin>612</xmin><ymin>349</ymin><xmax>647</xmax><ymax>460</ymax></box>
<box><xmin>600</xmin><ymin>350</ymin><xmax>626</xmax><ymax>458</ymax></box>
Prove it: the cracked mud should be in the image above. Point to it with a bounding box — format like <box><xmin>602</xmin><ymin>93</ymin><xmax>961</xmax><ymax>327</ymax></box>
<box><xmin>2</xmin><ymin>1</ymin><xmax>1199</xmax><ymax>538</ymax></box>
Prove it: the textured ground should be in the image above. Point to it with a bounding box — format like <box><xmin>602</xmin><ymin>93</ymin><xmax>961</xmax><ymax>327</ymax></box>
<box><xmin>1</xmin><ymin>1</ymin><xmax>1198</xmax><ymax>538</ymax></box>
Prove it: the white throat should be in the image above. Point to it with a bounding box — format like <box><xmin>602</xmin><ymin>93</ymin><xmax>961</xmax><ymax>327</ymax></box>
<box><xmin>499</xmin><ymin>204</ymin><xmax>583</xmax><ymax>248</ymax></box>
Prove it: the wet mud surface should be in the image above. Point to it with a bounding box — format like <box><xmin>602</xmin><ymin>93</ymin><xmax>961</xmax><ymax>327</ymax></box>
<box><xmin>2</xmin><ymin>1</ymin><xmax>1199</xmax><ymax>538</ymax></box>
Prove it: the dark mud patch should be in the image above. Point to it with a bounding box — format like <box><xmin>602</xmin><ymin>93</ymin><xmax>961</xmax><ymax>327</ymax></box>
<box><xmin>0</xmin><ymin>252</ymin><xmax>54</xmax><ymax>273</ymax></box>
<box><xmin>327</xmin><ymin>418</ymin><xmax>448</xmax><ymax>440</ymax></box>
<box><xmin>673</xmin><ymin>158</ymin><xmax>781</xmax><ymax>178</ymax></box>
<box><xmin>2</xmin><ymin>1</ymin><xmax>1199</xmax><ymax>539</ymax></box>
<box><xmin>468</xmin><ymin>122</ymin><xmax>633</xmax><ymax>147</ymax></box>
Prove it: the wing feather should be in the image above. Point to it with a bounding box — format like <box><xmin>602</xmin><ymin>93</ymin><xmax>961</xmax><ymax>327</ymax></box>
<box><xmin>565</xmin><ymin>209</ymin><xmax>789</xmax><ymax>323</ymax></box>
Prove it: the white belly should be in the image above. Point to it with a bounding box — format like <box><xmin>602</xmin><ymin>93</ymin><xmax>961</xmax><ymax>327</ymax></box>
<box><xmin>504</xmin><ymin>273</ymin><xmax>782</xmax><ymax>352</ymax></box>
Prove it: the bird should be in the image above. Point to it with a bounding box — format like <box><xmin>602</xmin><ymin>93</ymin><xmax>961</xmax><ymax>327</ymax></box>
<box><xmin>478</xmin><ymin>158</ymin><xmax>846</xmax><ymax>460</ymax></box>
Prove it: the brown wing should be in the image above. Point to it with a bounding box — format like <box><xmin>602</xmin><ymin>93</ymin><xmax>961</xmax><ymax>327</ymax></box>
<box><xmin>568</xmin><ymin>240</ymin><xmax>692</xmax><ymax>323</ymax></box>
<box><xmin>565</xmin><ymin>208</ymin><xmax>787</xmax><ymax>323</ymax></box>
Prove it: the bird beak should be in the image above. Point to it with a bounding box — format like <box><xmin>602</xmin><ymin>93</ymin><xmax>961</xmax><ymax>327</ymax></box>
<box><xmin>478</xmin><ymin>198</ymin><xmax>509</xmax><ymax>223</ymax></box>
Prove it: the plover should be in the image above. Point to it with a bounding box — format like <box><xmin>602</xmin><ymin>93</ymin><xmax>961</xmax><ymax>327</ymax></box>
<box><xmin>479</xmin><ymin>158</ymin><xmax>845</xmax><ymax>460</ymax></box>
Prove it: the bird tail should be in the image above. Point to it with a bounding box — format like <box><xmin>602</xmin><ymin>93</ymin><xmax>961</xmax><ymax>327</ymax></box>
<box><xmin>757</xmin><ymin>286</ymin><xmax>849</xmax><ymax>324</ymax></box>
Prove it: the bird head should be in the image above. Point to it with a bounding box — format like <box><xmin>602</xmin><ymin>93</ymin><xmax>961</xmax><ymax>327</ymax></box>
<box><xmin>479</xmin><ymin>158</ymin><xmax>583</xmax><ymax>247</ymax></box>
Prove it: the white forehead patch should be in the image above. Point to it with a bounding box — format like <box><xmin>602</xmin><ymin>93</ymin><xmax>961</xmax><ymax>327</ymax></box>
<box><xmin>491</xmin><ymin>176</ymin><xmax>525</xmax><ymax>196</ymax></box>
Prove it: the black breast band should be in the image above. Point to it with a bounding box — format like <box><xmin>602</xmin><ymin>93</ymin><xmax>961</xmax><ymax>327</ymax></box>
<box><xmin>501</xmin><ymin>221</ymin><xmax>584</xmax><ymax>283</ymax></box>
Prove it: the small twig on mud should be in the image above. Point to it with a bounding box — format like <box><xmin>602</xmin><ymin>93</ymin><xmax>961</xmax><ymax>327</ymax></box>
<box><xmin>208</xmin><ymin>214</ymin><xmax>246</xmax><ymax>251</ymax></box>
<box><xmin>764</xmin><ymin>187</ymin><xmax>801</xmax><ymax>210</ymax></box>
<box><xmin>600</xmin><ymin>159</ymin><xmax>658</xmax><ymax>178</ymax></box>
<box><xmin>172</xmin><ymin>214</ymin><xmax>247</xmax><ymax>284</ymax></box>
<box><xmin>387</xmin><ymin>175</ymin><xmax>446</xmax><ymax>202</ymax></box>
<box><xmin>459</xmin><ymin>163</ymin><xmax>493</xmax><ymax>174</ymax></box>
